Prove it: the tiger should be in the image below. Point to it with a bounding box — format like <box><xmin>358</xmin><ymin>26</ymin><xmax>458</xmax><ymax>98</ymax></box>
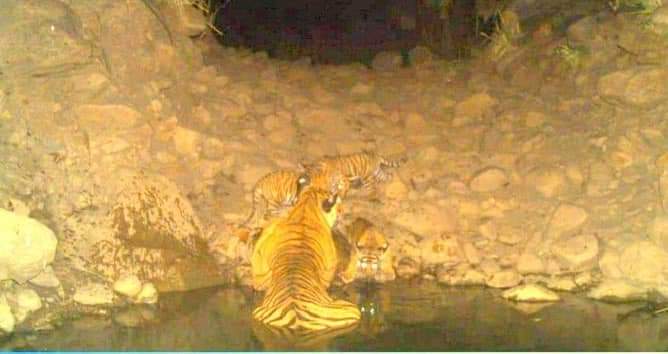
<box><xmin>242</xmin><ymin>169</ymin><xmax>311</xmax><ymax>231</ymax></box>
<box><xmin>299</xmin><ymin>151</ymin><xmax>405</xmax><ymax>194</ymax></box>
<box><xmin>337</xmin><ymin>217</ymin><xmax>396</xmax><ymax>284</ymax></box>
<box><xmin>250</xmin><ymin>178</ymin><xmax>361</xmax><ymax>332</ymax></box>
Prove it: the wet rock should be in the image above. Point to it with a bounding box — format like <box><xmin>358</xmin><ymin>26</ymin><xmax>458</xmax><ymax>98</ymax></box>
<box><xmin>469</xmin><ymin>167</ymin><xmax>509</xmax><ymax>193</ymax></box>
<box><xmin>501</xmin><ymin>284</ymin><xmax>560</xmax><ymax>302</ymax></box>
<box><xmin>619</xmin><ymin>241</ymin><xmax>668</xmax><ymax>285</ymax></box>
<box><xmin>546</xmin><ymin>204</ymin><xmax>588</xmax><ymax>238</ymax></box>
<box><xmin>525</xmin><ymin>166</ymin><xmax>566</xmax><ymax>198</ymax></box>
<box><xmin>73</xmin><ymin>283</ymin><xmax>113</xmax><ymax>306</ymax></box>
<box><xmin>0</xmin><ymin>294</ymin><xmax>14</xmax><ymax>334</ymax></box>
<box><xmin>0</xmin><ymin>209</ymin><xmax>57</xmax><ymax>283</ymax></box>
<box><xmin>28</xmin><ymin>266</ymin><xmax>61</xmax><ymax>288</ymax></box>
<box><xmin>113</xmin><ymin>275</ymin><xmax>143</xmax><ymax>298</ymax></box>
<box><xmin>371</xmin><ymin>51</ymin><xmax>402</xmax><ymax>72</ymax></box>
<box><xmin>550</xmin><ymin>234</ymin><xmax>599</xmax><ymax>272</ymax></box>
<box><xmin>74</xmin><ymin>104</ymin><xmax>140</xmax><ymax>131</ymax></box>
<box><xmin>587</xmin><ymin>279</ymin><xmax>648</xmax><ymax>302</ymax></box>
<box><xmin>135</xmin><ymin>283</ymin><xmax>158</xmax><ymax>304</ymax></box>
<box><xmin>544</xmin><ymin>275</ymin><xmax>578</xmax><ymax>292</ymax></box>
<box><xmin>486</xmin><ymin>270</ymin><xmax>522</xmax><ymax>288</ymax></box>
<box><xmin>516</xmin><ymin>251</ymin><xmax>545</xmax><ymax>274</ymax></box>
<box><xmin>454</xmin><ymin>92</ymin><xmax>498</xmax><ymax>119</ymax></box>
<box><xmin>6</xmin><ymin>288</ymin><xmax>42</xmax><ymax>323</ymax></box>
<box><xmin>647</xmin><ymin>214</ymin><xmax>668</xmax><ymax>252</ymax></box>
<box><xmin>395</xmin><ymin>257</ymin><xmax>420</xmax><ymax>279</ymax></box>
<box><xmin>597</xmin><ymin>68</ymin><xmax>668</xmax><ymax>108</ymax></box>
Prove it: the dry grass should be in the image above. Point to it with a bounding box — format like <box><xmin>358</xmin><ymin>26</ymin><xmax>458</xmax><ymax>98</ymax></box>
<box><xmin>158</xmin><ymin>0</ymin><xmax>225</xmax><ymax>36</ymax></box>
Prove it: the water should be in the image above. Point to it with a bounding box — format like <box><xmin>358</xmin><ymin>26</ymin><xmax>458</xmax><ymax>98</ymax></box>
<box><xmin>4</xmin><ymin>280</ymin><xmax>668</xmax><ymax>351</ymax></box>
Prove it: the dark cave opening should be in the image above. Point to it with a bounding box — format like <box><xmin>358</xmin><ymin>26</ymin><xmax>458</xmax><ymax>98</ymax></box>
<box><xmin>210</xmin><ymin>0</ymin><xmax>491</xmax><ymax>65</ymax></box>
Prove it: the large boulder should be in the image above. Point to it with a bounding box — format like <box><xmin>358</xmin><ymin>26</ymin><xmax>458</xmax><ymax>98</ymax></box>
<box><xmin>0</xmin><ymin>209</ymin><xmax>57</xmax><ymax>283</ymax></box>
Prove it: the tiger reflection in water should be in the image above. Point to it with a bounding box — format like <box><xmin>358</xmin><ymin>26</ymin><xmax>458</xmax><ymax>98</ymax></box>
<box><xmin>334</xmin><ymin>217</ymin><xmax>396</xmax><ymax>338</ymax></box>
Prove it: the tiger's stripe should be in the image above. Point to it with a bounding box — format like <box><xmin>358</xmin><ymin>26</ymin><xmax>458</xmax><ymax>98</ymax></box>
<box><xmin>301</xmin><ymin>151</ymin><xmax>405</xmax><ymax>193</ymax></box>
<box><xmin>251</xmin><ymin>185</ymin><xmax>361</xmax><ymax>332</ymax></box>
<box><xmin>243</xmin><ymin>170</ymin><xmax>310</xmax><ymax>229</ymax></box>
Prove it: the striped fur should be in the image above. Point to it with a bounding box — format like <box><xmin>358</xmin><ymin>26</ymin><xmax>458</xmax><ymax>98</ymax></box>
<box><xmin>300</xmin><ymin>151</ymin><xmax>405</xmax><ymax>193</ymax></box>
<box><xmin>243</xmin><ymin>170</ymin><xmax>310</xmax><ymax>229</ymax></box>
<box><xmin>251</xmin><ymin>184</ymin><xmax>361</xmax><ymax>332</ymax></box>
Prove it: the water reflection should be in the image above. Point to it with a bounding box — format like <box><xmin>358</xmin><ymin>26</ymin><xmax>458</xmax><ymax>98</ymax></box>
<box><xmin>4</xmin><ymin>281</ymin><xmax>668</xmax><ymax>351</ymax></box>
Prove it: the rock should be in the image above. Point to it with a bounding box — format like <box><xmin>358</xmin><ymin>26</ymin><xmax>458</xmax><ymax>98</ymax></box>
<box><xmin>525</xmin><ymin>166</ymin><xmax>566</xmax><ymax>198</ymax></box>
<box><xmin>545</xmin><ymin>275</ymin><xmax>578</xmax><ymax>292</ymax></box>
<box><xmin>113</xmin><ymin>275</ymin><xmax>143</xmax><ymax>298</ymax></box>
<box><xmin>0</xmin><ymin>208</ymin><xmax>57</xmax><ymax>283</ymax></box>
<box><xmin>384</xmin><ymin>177</ymin><xmax>409</xmax><ymax>200</ymax></box>
<box><xmin>648</xmin><ymin>214</ymin><xmax>668</xmax><ymax>252</ymax></box>
<box><xmin>486</xmin><ymin>270</ymin><xmax>522</xmax><ymax>288</ymax></box>
<box><xmin>550</xmin><ymin>234</ymin><xmax>600</xmax><ymax>271</ymax></box>
<box><xmin>408</xmin><ymin>46</ymin><xmax>433</xmax><ymax>67</ymax></box>
<box><xmin>74</xmin><ymin>104</ymin><xmax>140</xmax><ymax>131</ymax></box>
<box><xmin>395</xmin><ymin>257</ymin><xmax>420</xmax><ymax>279</ymax></box>
<box><xmin>172</xmin><ymin>126</ymin><xmax>202</xmax><ymax>158</ymax></box>
<box><xmin>6</xmin><ymin>288</ymin><xmax>42</xmax><ymax>322</ymax></box>
<box><xmin>371</xmin><ymin>51</ymin><xmax>402</xmax><ymax>72</ymax></box>
<box><xmin>469</xmin><ymin>167</ymin><xmax>509</xmax><ymax>193</ymax></box>
<box><xmin>28</xmin><ymin>266</ymin><xmax>61</xmax><ymax>288</ymax></box>
<box><xmin>524</xmin><ymin>111</ymin><xmax>547</xmax><ymax>128</ymax></box>
<box><xmin>459</xmin><ymin>269</ymin><xmax>487</xmax><ymax>285</ymax></box>
<box><xmin>419</xmin><ymin>234</ymin><xmax>463</xmax><ymax>269</ymax></box>
<box><xmin>586</xmin><ymin>162</ymin><xmax>617</xmax><ymax>197</ymax></box>
<box><xmin>404</xmin><ymin>112</ymin><xmax>428</xmax><ymax>130</ymax></box>
<box><xmin>546</xmin><ymin>204</ymin><xmax>588</xmax><ymax>238</ymax></box>
<box><xmin>599</xmin><ymin>248</ymin><xmax>623</xmax><ymax>278</ymax></box>
<box><xmin>5</xmin><ymin>198</ymin><xmax>29</xmax><ymax>216</ymax></box>
<box><xmin>73</xmin><ymin>283</ymin><xmax>113</xmax><ymax>306</ymax></box>
<box><xmin>454</xmin><ymin>92</ymin><xmax>498</xmax><ymax>119</ymax></box>
<box><xmin>566</xmin><ymin>16</ymin><xmax>596</xmax><ymax>44</ymax></box>
<box><xmin>501</xmin><ymin>284</ymin><xmax>560</xmax><ymax>302</ymax></box>
<box><xmin>0</xmin><ymin>295</ymin><xmax>14</xmax><ymax>334</ymax></box>
<box><xmin>135</xmin><ymin>283</ymin><xmax>158</xmax><ymax>304</ymax></box>
<box><xmin>587</xmin><ymin>279</ymin><xmax>648</xmax><ymax>302</ymax></box>
<box><xmin>350</xmin><ymin>82</ymin><xmax>373</xmax><ymax>96</ymax></box>
<box><xmin>516</xmin><ymin>251</ymin><xmax>545</xmax><ymax>274</ymax></box>
<box><xmin>462</xmin><ymin>242</ymin><xmax>481</xmax><ymax>265</ymax></box>
<box><xmin>479</xmin><ymin>219</ymin><xmax>498</xmax><ymax>240</ymax></box>
<box><xmin>394</xmin><ymin>204</ymin><xmax>458</xmax><ymax>237</ymax></box>
<box><xmin>619</xmin><ymin>241</ymin><xmax>668</xmax><ymax>285</ymax></box>
<box><xmin>479</xmin><ymin>258</ymin><xmax>501</xmax><ymax>276</ymax></box>
<box><xmin>597</xmin><ymin>68</ymin><xmax>668</xmax><ymax>108</ymax></box>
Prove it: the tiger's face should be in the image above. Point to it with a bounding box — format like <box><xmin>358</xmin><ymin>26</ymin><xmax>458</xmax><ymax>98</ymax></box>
<box><xmin>348</xmin><ymin>218</ymin><xmax>395</xmax><ymax>283</ymax></box>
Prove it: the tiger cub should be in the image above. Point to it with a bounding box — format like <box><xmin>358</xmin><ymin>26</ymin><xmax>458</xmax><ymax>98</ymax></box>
<box><xmin>337</xmin><ymin>217</ymin><xmax>396</xmax><ymax>284</ymax></box>
<box><xmin>250</xmin><ymin>179</ymin><xmax>361</xmax><ymax>332</ymax></box>
<box><xmin>300</xmin><ymin>151</ymin><xmax>405</xmax><ymax>194</ymax></box>
<box><xmin>242</xmin><ymin>170</ymin><xmax>310</xmax><ymax>230</ymax></box>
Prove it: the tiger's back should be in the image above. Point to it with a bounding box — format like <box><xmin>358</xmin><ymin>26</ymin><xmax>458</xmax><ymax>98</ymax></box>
<box><xmin>301</xmin><ymin>151</ymin><xmax>404</xmax><ymax>192</ymax></box>
<box><xmin>251</xmin><ymin>186</ymin><xmax>361</xmax><ymax>332</ymax></box>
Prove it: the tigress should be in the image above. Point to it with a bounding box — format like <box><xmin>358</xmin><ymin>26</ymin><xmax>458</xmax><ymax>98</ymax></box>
<box><xmin>242</xmin><ymin>169</ymin><xmax>310</xmax><ymax>230</ymax></box>
<box><xmin>250</xmin><ymin>179</ymin><xmax>361</xmax><ymax>332</ymax></box>
<box><xmin>299</xmin><ymin>151</ymin><xmax>405</xmax><ymax>194</ymax></box>
<box><xmin>337</xmin><ymin>217</ymin><xmax>396</xmax><ymax>284</ymax></box>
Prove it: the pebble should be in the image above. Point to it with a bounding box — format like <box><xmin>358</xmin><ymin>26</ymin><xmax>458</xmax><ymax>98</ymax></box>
<box><xmin>501</xmin><ymin>284</ymin><xmax>560</xmax><ymax>302</ymax></box>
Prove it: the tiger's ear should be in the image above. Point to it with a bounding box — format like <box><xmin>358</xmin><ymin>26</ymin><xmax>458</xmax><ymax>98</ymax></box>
<box><xmin>321</xmin><ymin>193</ymin><xmax>339</xmax><ymax>213</ymax></box>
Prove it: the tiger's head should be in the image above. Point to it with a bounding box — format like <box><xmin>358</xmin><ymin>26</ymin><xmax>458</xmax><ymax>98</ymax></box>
<box><xmin>347</xmin><ymin>218</ymin><xmax>395</xmax><ymax>283</ymax></box>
